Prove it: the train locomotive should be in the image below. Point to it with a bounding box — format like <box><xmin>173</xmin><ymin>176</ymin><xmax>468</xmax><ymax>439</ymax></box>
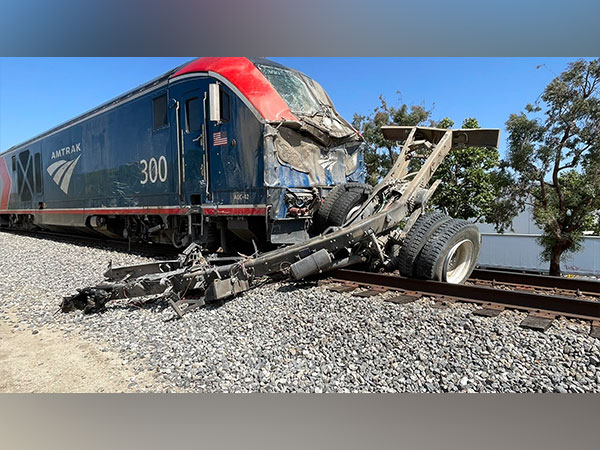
<box><xmin>0</xmin><ymin>57</ymin><xmax>365</xmax><ymax>252</ymax></box>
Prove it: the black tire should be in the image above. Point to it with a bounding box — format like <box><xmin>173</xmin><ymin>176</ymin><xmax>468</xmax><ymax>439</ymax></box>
<box><xmin>343</xmin><ymin>182</ymin><xmax>373</xmax><ymax>196</ymax></box>
<box><xmin>327</xmin><ymin>191</ymin><xmax>363</xmax><ymax>227</ymax></box>
<box><xmin>396</xmin><ymin>212</ymin><xmax>451</xmax><ymax>277</ymax></box>
<box><xmin>415</xmin><ymin>219</ymin><xmax>481</xmax><ymax>283</ymax></box>
<box><xmin>315</xmin><ymin>183</ymin><xmax>372</xmax><ymax>231</ymax></box>
<box><xmin>314</xmin><ymin>184</ymin><xmax>346</xmax><ymax>230</ymax></box>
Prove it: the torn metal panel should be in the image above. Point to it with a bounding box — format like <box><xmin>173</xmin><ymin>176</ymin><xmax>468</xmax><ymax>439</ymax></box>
<box><xmin>274</xmin><ymin>127</ymin><xmax>323</xmax><ymax>180</ymax></box>
<box><xmin>264</xmin><ymin>120</ymin><xmax>364</xmax><ymax>222</ymax></box>
<box><xmin>272</xmin><ymin>126</ymin><xmax>362</xmax><ymax>185</ymax></box>
<box><xmin>263</xmin><ymin>123</ymin><xmax>282</xmax><ymax>188</ymax></box>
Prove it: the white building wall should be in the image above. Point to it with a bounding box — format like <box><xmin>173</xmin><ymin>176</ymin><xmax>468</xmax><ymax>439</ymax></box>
<box><xmin>478</xmin><ymin>234</ymin><xmax>600</xmax><ymax>276</ymax></box>
<box><xmin>476</xmin><ymin>207</ymin><xmax>599</xmax><ymax>276</ymax></box>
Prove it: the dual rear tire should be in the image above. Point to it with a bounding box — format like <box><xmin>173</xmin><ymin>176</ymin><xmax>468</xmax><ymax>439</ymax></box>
<box><xmin>397</xmin><ymin>212</ymin><xmax>481</xmax><ymax>284</ymax></box>
<box><xmin>314</xmin><ymin>183</ymin><xmax>372</xmax><ymax>232</ymax></box>
<box><xmin>315</xmin><ymin>185</ymin><xmax>480</xmax><ymax>284</ymax></box>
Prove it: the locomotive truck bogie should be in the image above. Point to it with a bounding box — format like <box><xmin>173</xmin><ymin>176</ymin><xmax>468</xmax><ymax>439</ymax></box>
<box><xmin>0</xmin><ymin>58</ymin><xmax>365</xmax><ymax>251</ymax></box>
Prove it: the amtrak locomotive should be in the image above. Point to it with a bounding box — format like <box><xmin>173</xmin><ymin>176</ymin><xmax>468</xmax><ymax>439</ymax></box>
<box><xmin>0</xmin><ymin>58</ymin><xmax>366</xmax><ymax>252</ymax></box>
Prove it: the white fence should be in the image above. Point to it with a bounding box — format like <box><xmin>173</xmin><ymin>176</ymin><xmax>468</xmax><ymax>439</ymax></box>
<box><xmin>477</xmin><ymin>233</ymin><xmax>600</xmax><ymax>276</ymax></box>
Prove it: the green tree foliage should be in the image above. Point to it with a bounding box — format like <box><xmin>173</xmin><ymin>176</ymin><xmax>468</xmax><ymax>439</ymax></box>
<box><xmin>503</xmin><ymin>58</ymin><xmax>600</xmax><ymax>276</ymax></box>
<box><xmin>352</xmin><ymin>97</ymin><xmax>502</xmax><ymax>222</ymax></box>
<box><xmin>352</xmin><ymin>96</ymin><xmax>430</xmax><ymax>185</ymax></box>
<box><xmin>430</xmin><ymin>117</ymin><xmax>502</xmax><ymax>222</ymax></box>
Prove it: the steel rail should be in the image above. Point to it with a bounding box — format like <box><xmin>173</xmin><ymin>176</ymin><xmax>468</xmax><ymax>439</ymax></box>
<box><xmin>470</xmin><ymin>268</ymin><xmax>600</xmax><ymax>295</ymax></box>
<box><xmin>327</xmin><ymin>269</ymin><xmax>600</xmax><ymax>322</ymax></box>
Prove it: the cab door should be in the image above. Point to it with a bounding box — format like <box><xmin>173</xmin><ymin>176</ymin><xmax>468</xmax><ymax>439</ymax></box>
<box><xmin>174</xmin><ymin>86</ymin><xmax>209</xmax><ymax>204</ymax></box>
<box><xmin>205</xmin><ymin>83</ymin><xmax>249</xmax><ymax>203</ymax></box>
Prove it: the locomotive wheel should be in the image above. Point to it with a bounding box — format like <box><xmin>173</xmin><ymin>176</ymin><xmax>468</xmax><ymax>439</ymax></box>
<box><xmin>414</xmin><ymin>219</ymin><xmax>480</xmax><ymax>284</ymax></box>
<box><xmin>315</xmin><ymin>183</ymin><xmax>372</xmax><ymax>231</ymax></box>
<box><xmin>171</xmin><ymin>231</ymin><xmax>192</xmax><ymax>249</ymax></box>
<box><xmin>396</xmin><ymin>211</ymin><xmax>451</xmax><ymax>277</ymax></box>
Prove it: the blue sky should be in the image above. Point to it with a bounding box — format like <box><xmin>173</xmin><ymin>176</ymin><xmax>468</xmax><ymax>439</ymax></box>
<box><xmin>0</xmin><ymin>57</ymin><xmax>587</xmax><ymax>157</ymax></box>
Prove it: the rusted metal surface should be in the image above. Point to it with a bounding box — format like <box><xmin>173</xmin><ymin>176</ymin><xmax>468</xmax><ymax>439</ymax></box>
<box><xmin>328</xmin><ymin>269</ymin><xmax>600</xmax><ymax>324</ymax></box>
<box><xmin>328</xmin><ymin>285</ymin><xmax>357</xmax><ymax>293</ymax></box>
<box><xmin>471</xmin><ymin>269</ymin><xmax>600</xmax><ymax>295</ymax></box>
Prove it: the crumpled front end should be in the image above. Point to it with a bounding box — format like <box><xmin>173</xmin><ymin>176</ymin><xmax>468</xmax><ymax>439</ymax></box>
<box><xmin>263</xmin><ymin>121</ymin><xmax>365</xmax><ymax>244</ymax></box>
<box><xmin>244</xmin><ymin>58</ymin><xmax>367</xmax><ymax>242</ymax></box>
<box><xmin>265</xmin><ymin>124</ymin><xmax>364</xmax><ymax>186</ymax></box>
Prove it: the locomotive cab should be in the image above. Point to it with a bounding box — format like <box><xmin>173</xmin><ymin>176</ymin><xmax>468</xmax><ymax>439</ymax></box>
<box><xmin>169</xmin><ymin>57</ymin><xmax>365</xmax><ymax>253</ymax></box>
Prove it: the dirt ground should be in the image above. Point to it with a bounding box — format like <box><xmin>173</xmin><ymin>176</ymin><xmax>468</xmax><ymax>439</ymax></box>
<box><xmin>0</xmin><ymin>311</ymin><xmax>158</xmax><ymax>393</ymax></box>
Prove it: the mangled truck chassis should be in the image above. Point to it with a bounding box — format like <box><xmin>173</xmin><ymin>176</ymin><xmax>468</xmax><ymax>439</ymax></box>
<box><xmin>62</xmin><ymin>126</ymin><xmax>500</xmax><ymax>317</ymax></box>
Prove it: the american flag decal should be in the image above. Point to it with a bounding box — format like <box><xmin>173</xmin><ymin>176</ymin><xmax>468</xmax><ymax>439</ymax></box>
<box><xmin>213</xmin><ymin>131</ymin><xmax>228</xmax><ymax>146</ymax></box>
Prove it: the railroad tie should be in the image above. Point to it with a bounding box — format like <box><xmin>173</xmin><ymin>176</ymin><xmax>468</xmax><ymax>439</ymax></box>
<box><xmin>353</xmin><ymin>288</ymin><xmax>384</xmax><ymax>298</ymax></box>
<box><xmin>385</xmin><ymin>292</ymin><xmax>421</xmax><ymax>304</ymax></box>
<box><xmin>590</xmin><ymin>321</ymin><xmax>600</xmax><ymax>339</ymax></box>
<box><xmin>328</xmin><ymin>270</ymin><xmax>600</xmax><ymax>337</ymax></box>
<box><xmin>473</xmin><ymin>302</ymin><xmax>505</xmax><ymax>318</ymax></box>
<box><xmin>328</xmin><ymin>285</ymin><xmax>357</xmax><ymax>293</ymax></box>
<box><xmin>520</xmin><ymin>311</ymin><xmax>556</xmax><ymax>332</ymax></box>
<box><xmin>431</xmin><ymin>295</ymin><xmax>457</xmax><ymax>309</ymax></box>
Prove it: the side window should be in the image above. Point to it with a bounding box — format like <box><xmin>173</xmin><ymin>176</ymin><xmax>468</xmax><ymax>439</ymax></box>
<box><xmin>153</xmin><ymin>94</ymin><xmax>168</xmax><ymax>129</ymax></box>
<box><xmin>34</xmin><ymin>152</ymin><xmax>43</xmax><ymax>194</ymax></box>
<box><xmin>186</xmin><ymin>97</ymin><xmax>202</xmax><ymax>132</ymax></box>
<box><xmin>11</xmin><ymin>155</ymin><xmax>16</xmax><ymax>171</ymax></box>
<box><xmin>17</xmin><ymin>150</ymin><xmax>33</xmax><ymax>201</ymax></box>
<box><xmin>220</xmin><ymin>89</ymin><xmax>231</xmax><ymax>122</ymax></box>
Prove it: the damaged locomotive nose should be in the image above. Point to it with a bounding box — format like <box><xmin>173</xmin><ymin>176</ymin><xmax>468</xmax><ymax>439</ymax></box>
<box><xmin>61</xmin><ymin>287</ymin><xmax>113</xmax><ymax>314</ymax></box>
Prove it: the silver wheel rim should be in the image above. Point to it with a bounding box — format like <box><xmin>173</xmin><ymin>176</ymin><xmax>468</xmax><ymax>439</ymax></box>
<box><xmin>443</xmin><ymin>239</ymin><xmax>474</xmax><ymax>284</ymax></box>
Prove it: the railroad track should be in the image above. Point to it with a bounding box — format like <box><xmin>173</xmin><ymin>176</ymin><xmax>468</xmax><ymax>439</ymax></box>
<box><xmin>6</xmin><ymin>228</ymin><xmax>600</xmax><ymax>337</ymax></box>
<box><xmin>325</xmin><ymin>269</ymin><xmax>600</xmax><ymax>338</ymax></box>
<box><xmin>470</xmin><ymin>268</ymin><xmax>600</xmax><ymax>296</ymax></box>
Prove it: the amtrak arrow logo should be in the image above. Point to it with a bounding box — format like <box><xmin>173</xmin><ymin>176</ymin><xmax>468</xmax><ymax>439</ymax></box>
<box><xmin>46</xmin><ymin>155</ymin><xmax>81</xmax><ymax>194</ymax></box>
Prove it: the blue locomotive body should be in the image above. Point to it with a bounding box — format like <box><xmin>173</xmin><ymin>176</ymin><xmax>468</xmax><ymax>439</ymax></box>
<box><xmin>0</xmin><ymin>57</ymin><xmax>365</xmax><ymax>251</ymax></box>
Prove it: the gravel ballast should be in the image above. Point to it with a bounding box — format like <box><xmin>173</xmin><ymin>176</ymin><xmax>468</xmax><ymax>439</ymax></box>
<box><xmin>1</xmin><ymin>231</ymin><xmax>600</xmax><ymax>393</ymax></box>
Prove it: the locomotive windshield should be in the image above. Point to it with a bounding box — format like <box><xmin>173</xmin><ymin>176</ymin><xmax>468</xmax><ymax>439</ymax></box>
<box><xmin>255</xmin><ymin>64</ymin><xmax>321</xmax><ymax>115</ymax></box>
<box><xmin>254</xmin><ymin>59</ymin><xmax>360</xmax><ymax>143</ymax></box>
